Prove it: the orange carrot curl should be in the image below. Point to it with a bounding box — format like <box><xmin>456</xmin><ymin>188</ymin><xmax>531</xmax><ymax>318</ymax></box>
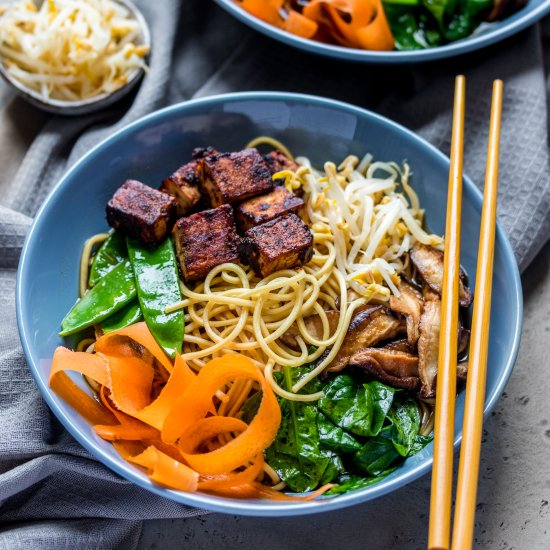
<box><xmin>237</xmin><ymin>0</ymin><xmax>394</xmax><ymax>50</ymax></box>
<box><xmin>49</xmin><ymin>322</ymin><xmax>332</xmax><ymax>500</ymax></box>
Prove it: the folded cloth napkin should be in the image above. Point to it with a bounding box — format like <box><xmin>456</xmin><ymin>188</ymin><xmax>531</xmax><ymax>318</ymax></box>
<box><xmin>0</xmin><ymin>0</ymin><xmax>548</xmax><ymax>547</ymax></box>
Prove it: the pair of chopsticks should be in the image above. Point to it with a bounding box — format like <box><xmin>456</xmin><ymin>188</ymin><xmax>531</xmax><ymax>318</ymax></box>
<box><xmin>428</xmin><ymin>76</ymin><xmax>503</xmax><ymax>550</ymax></box>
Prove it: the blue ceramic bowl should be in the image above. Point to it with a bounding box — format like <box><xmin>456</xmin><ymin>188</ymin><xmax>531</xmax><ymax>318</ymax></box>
<box><xmin>214</xmin><ymin>0</ymin><xmax>550</xmax><ymax>63</ymax></box>
<box><xmin>16</xmin><ymin>92</ymin><xmax>522</xmax><ymax>516</ymax></box>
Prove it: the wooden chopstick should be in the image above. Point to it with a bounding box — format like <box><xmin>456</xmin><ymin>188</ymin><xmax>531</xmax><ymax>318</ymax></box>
<box><xmin>428</xmin><ymin>74</ymin><xmax>466</xmax><ymax>550</ymax></box>
<box><xmin>451</xmin><ymin>80</ymin><xmax>504</xmax><ymax>550</ymax></box>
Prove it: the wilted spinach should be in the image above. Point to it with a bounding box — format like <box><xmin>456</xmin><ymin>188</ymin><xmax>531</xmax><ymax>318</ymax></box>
<box><xmin>326</xmin><ymin>469</ymin><xmax>398</xmax><ymax>495</ymax></box>
<box><xmin>387</xmin><ymin>394</ymin><xmax>421</xmax><ymax>457</ymax></box>
<box><xmin>265</xmin><ymin>368</ymin><xmax>432</xmax><ymax>496</ymax></box>
<box><xmin>370</xmin><ymin>380</ymin><xmax>396</xmax><ymax>436</ymax></box>
<box><xmin>382</xmin><ymin>0</ymin><xmax>493</xmax><ymax>50</ymax></box>
<box><xmin>318</xmin><ymin>375</ymin><xmax>375</xmax><ymax>437</ymax></box>
<box><xmin>241</xmin><ymin>391</ymin><xmax>262</xmax><ymax>424</ymax></box>
<box><xmin>317</xmin><ymin>413</ymin><xmax>362</xmax><ymax>454</ymax></box>
<box><xmin>354</xmin><ymin>426</ymin><xmax>402</xmax><ymax>476</ymax></box>
<box><xmin>265</xmin><ymin>367</ymin><xmax>343</xmax><ymax>493</ymax></box>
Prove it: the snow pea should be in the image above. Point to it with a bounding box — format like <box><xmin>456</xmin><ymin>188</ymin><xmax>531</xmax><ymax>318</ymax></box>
<box><xmin>100</xmin><ymin>300</ymin><xmax>143</xmax><ymax>334</ymax></box>
<box><xmin>88</xmin><ymin>231</ymin><xmax>128</xmax><ymax>287</ymax></box>
<box><xmin>60</xmin><ymin>260</ymin><xmax>136</xmax><ymax>336</ymax></box>
<box><xmin>126</xmin><ymin>237</ymin><xmax>184</xmax><ymax>358</ymax></box>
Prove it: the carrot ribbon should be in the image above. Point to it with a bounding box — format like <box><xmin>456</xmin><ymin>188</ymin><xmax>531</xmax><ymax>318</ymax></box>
<box><xmin>237</xmin><ymin>0</ymin><xmax>394</xmax><ymax>50</ymax></box>
<box><xmin>49</xmin><ymin>322</ymin><xmax>330</xmax><ymax>500</ymax></box>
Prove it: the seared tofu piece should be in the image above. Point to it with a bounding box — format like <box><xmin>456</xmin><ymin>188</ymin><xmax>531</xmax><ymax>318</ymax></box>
<box><xmin>200</xmin><ymin>148</ymin><xmax>273</xmax><ymax>207</ymax></box>
<box><xmin>192</xmin><ymin>146</ymin><xmax>218</xmax><ymax>160</ymax></box>
<box><xmin>240</xmin><ymin>213</ymin><xmax>313</xmax><ymax>278</ymax></box>
<box><xmin>264</xmin><ymin>150</ymin><xmax>300</xmax><ymax>175</ymax></box>
<box><xmin>106</xmin><ymin>179</ymin><xmax>177</xmax><ymax>247</ymax></box>
<box><xmin>235</xmin><ymin>187</ymin><xmax>305</xmax><ymax>232</ymax></box>
<box><xmin>160</xmin><ymin>160</ymin><xmax>201</xmax><ymax>216</ymax></box>
<box><xmin>160</xmin><ymin>147</ymin><xmax>219</xmax><ymax>216</ymax></box>
<box><xmin>172</xmin><ymin>204</ymin><xmax>240</xmax><ymax>281</ymax></box>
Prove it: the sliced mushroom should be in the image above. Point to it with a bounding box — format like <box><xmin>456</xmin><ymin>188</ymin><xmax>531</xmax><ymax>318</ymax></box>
<box><xmin>417</xmin><ymin>295</ymin><xmax>441</xmax><ymax>398</ymax></box>
<box><xmin>383</xmin><ymin>338</ymin><xmax>415</xmax><ymax>354</ymax></box>
<box><xmin>457</xmin><ymin>362</ymin><xmax>468</xmax><ymax>383</ymax></box>
<box><xmin>349</xmin><ymin>347</ymin><xmax>421</xmax><ymax>391</ymax></box>
<box><xmin>458</xmin><ymin>321</ymin><xmax>470</xmax><ymax>356</ymax></box>
<box><xmin>389</xmin><ymin>279</ymin><xmax>424</xmax><ymax>346</ymax></box>
<box><xmin>410</xmin><ymin>243</ymin><xmax>473</xmax><ymax>307</ymax></box>
<box><xmin>279</xmin><ymin>311</ymin><xmax>340</xmax><ymax>351</ymax></box>
<box><xmin>325</xmin><ymin>306</ymin><xmax>405</xmax><ymax>373</ymax></box>
<box><xmin>417</xmin><ymin>292</ymin><xmax>470</xmax><ymax>397</ymax></box>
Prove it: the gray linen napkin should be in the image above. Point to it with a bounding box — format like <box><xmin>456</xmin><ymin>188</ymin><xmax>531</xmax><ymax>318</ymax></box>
<box><xmin>0</xmin><ymin>0</ymin><xmax>548</xmax><ymax>548</ymax></box>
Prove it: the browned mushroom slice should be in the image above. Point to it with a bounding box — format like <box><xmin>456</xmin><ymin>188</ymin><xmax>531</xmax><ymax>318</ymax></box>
<box><xmin>326</xmin><ymin>306</ymin><xmax>405</xmax><ymax>373</ymax></box>
<box><xmin>279</xmin><ymin>311</ymin><xmax>340</xmax><ymax>351</ymax></box>
<box><xmin>457</xmin><ymin>362</ymin><xmax>468</xmax><ymax>383</ymax></box>
<box><xmin>383</xmin><ymin>338</ymin><xmax>415</xmax><ymax>354</ymax></box>
<box><xmin>410</xmin><ymin>243</ymin><xmax>473</xmax><ymax>307</ymax></box>
<box><xmin>389</xmin><ymin>279</ymin><xmax>424</xmax><ymax>345</ymax></box>
<box><xmin>349</xmin><ymin>347</ymin><xmax>421</xmax><ymax>391</ymax></box>
<box><xmin>458</xmin><ymin>322</ymin><xmax>470</xmax><ymax>355</ymax></box>
<box><xmin>417</xmin><ymin>295</ymin><xmax>441</xmax><ymax>398</ymax></box>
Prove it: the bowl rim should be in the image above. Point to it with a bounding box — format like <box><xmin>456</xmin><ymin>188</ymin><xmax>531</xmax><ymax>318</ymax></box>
<box><xmin>16</xmin><ymin>91</ymin><xmax>523</xmax><ymax>516</ymax></box>
<box><xmin>213</xmin><ymin>0</ymin><xmax>550</xmax><ymax>63</ymax></box>
<box><xmin>0</xmin><ymin>0</ymin><xmax>151</xmax><ymax>112</ymax></box>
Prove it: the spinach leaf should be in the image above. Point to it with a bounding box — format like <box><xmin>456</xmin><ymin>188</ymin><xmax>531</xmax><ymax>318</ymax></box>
<box><xmin>353</xmin><ymin>426</ymin><xmax>401</xmax><ymax>476</ymax></box>
<box><xmin>410</xmin><ymin>434</ymin><xmax>433</xmax><ymax>455</ymax></box>
<box><xmin>241</xmin><ymin>391</ymin><xmax>262</xmax><ymax>424</ymax></box>
<box><xmin>318</xmin><ymin>375</ymin><xmax>374</xmax><ymax>437</ymax></box>
<box><xmin>326</xmin><ymin>468</ymin><xmax>398</xmax><ymax>495</ymax></box>
<box><xmin>383</xmin><ymin>4</ymin><xmax>444</xmax><ymax>50</ymax></box>
<box><xmin>266</xmin><ymin>367</ymin><xmax>343</xmax><ymax>493</ymax></box>
<box><xmin>387</xmin><ymin>394</ymin><xmax>421</xmax><ymax>457</ymax></box>
<box><xmin>317</xmin><ymin>412</ymin><xmax>362</xmax><ymax>454</ymax></box>
<box><xmin>442</xmin><ymin>0</ymin><xmax>492</xmax><ymax>41</ymax></box>
<box><xmin>368</xmin><ymin>380</ymin><xmax>396</xmax><ymax>437</ymax></box>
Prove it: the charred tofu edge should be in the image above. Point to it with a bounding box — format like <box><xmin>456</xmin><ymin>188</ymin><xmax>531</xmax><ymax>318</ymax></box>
<box><xmin>240</xmin><ymin>213</ymin><xmax>313</xmax><ymax>278</ymax></box>
<box><xmin>200</xmin><ymin>148</ymin><xmax>273</xmax><ymax>207</ymax></box>
<box><xmin>172</xmin><ymin>204</ymin><xmax>241</xmax><ymax>282</ymax></box>
<box><xmin>160</xmin><ymin>161</ymin><xmax>202</xmax><ymax>216</ymax></box>
<box><xmin>106</xmin><ymin>179</ymin><xmax>177</xmax><ymax>247</ymax></box>
<box><xmin>235</xmin><ymin>187</ymin><xmax>305</xmax><ymax>233</ymax></box>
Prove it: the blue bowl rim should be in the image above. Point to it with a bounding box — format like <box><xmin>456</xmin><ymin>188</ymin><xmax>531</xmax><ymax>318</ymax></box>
<box><xmin>16</xmin><ymin>91</ymin><xmax>523</xmax><ymax>516</ymax></box>
<box><xmin>213</xmin><ymin>0</ymin><xmax>550</xmax><ymax>63</ymax></box>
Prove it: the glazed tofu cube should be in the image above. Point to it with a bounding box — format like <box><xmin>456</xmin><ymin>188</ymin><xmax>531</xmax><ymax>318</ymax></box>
<box><xmin>106</xmin><ymin>179</ymin><xmax>177</xmax><ymax>247</ymax></box>
<box><xmin>235</xmin><ymin>187</ymin><xmax>305</xmax><ymax>232</ymax></box>
<box><xmin>264</xmin><ymin>150</ymin><xmax>301</xmax><ymax>175</ymax></box>
<box><xmin>192</xmin><ymin>146</ymin><xmax>218</xmax><ymax>160</ymax></box>
<box><xmin>172</xmin><ymin>204</ymin><xmax>240</xmax><ymax>281</ymax></box>
<box><xmin>240</xmin><ymin>213</ymin><xmax>313</xmax><ymax>278</ymax></box>
<box><xmin>160</xmin><ymin>160</ymin><xmax>201</xmax><ymax>216</ymax></box>
<box><xmin>200</xmin><ymin>148</ymin><xmax>273</xmax><ymax>207</ymax></box>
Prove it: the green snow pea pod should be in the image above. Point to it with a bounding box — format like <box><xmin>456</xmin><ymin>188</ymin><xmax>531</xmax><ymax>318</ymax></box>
<box><xmin>100</xmin><ymin>300</ymin><xmax>143</xmax><ymax>334</ymax></box>
<box><xmin>88</xmin><ymin>231</ymin><xmax>128</xmax><ymax>287</ymax></box>
<box><xmin>126</xmin><ymin>237</ymin><xmax>184</xmax><ymax>358</ymax></box>
<box><xmin>60</xmin><ymin>260</ymin><xmax>136</xmax><ymax>336</ymax></box>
